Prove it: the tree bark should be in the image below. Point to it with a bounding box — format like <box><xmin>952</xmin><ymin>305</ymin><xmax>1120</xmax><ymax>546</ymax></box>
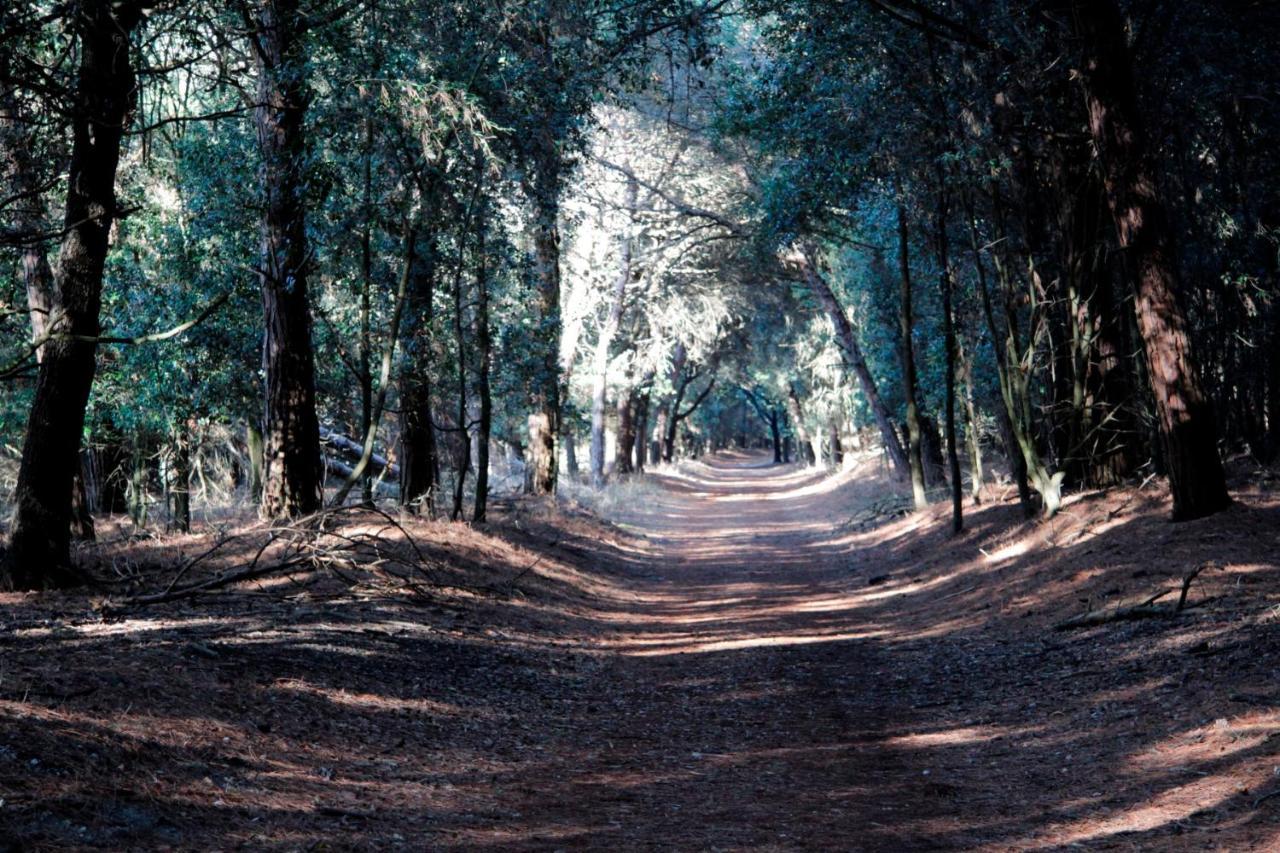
<box><xmin>4</xmin><ymin>1</ymin><xmax>143</xmax><ymax>588</ymax></box>
<box><xmin>785</xmin><ymin>384</ymin><xmax>817</xmax><ymax>466</ymax></box>
<box><xmin>615</xmin><ymin>389</ymin><xmax>636</xmax><ymax>476</ymax></box>
<box><xmin>172</xmin><ymin>420</ymin><xmax>192</xmax><ymax>533</ymax></box>
<box><xmin>966</xmin><ymin>190</ymin><xmax>1037</xmax><ymax>516</ymax></box>
<box><xmin>633</xmin><ymin>376</ymin><xmax>653</xmax><ymax>474</ymax></box>
<box><xmin>590</xmin><ymin>172</ymin><xmax>638</xmax><ymax>489</ymax></box>
<box><xmin>894</xmin><ymin>199</ymin><xmax>929</xmax><ymax>509</ymax></box>
<box><xmin>1072</xmin><ymin>0</ymin><xmax>1230</xmax><ymax>520</ymax></box>
<box><xmin>473</xmin><ymin>209</ymin><xmax>493</xmax><ymax>522</ymax></box>
<box><xmin>527</xmin><ymin>146</ymin><xmax>562</xmax><ymax>495</ymax></box>
<box><xmin>252</xmin><ymin>0</ymin><xmax>322</xmax><ymax>519</ymax></box>
<box><xmin>400</xmin><ymin>241</ymin><xmax>440</xmax><ymax>514</ymax></box>
<box><xmin>935</xmin><ymin>182</ymin><xmax>964</xmax><ymax>534</ymax></box>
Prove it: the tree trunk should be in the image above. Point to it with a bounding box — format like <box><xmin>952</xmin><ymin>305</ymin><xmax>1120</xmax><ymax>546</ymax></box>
<box><xmin>800</xmin><ymin>253</ymin><xmax>909</xmax><ymax>478</ymax></box>
<box><xmin>3</xmin><ymin>76</ymin><xmax>97</xmax><ymax>543</ymax></box>
<box><xmin>246</xmin><ymin>421</ymin><xmax>265</xmax><ymax>502</ymax></box>
<box><xmin>966</xmin><ymin>190</ymin><xmax>1037</xmax><ymax>516</ymax></box>
<box><xmin>451</xmin><ymin>220</ymin><xmax>471</xmax><ymax>521</ymax></box>
<box><xmin>527</xmin><ymin>146</ymin><xmax>562</xmax><ymax>495</ymax></box>
<box><xmin>357</xmin><ymin>115</ymin><xmax>375</xmax><ymax>507</ymax></box>
<box><xmin>616</xmin><ymin>390</ymin><xmax>636</xmax><ymax>476</ymax></box>
<box><xmin>633</xmin><ymin>377</ymin><xmax>652</xmax><ymax>474</ymax></box>
<box><xmin>661</xmin><ymin>344</ymin><xmax>689</xmax><ymax>463</ymax></box>
<box><xmin>474</xmin><ymin>211</ymin><xmax>493</xmax><ymax>523</ymax></box>
<box><xmin>0</xmin><ymin>74</ymin><xmax>55</xmax><ymax>362</ymax></box>
<box><xmin>651</xmin><ymin>405</ymin><xmax>667</xmax><ymax>465</ymax></box>
<box><xmin>894</xmin><ymin>199</ymin><xmax>929</xmax><ymax>509</ymax></box>
<box><xmin>400</xmin><ymin>244</ymin><xmax>439</xmax><ymax>515</ymax></box>
<box><xmin>70</xmin><ymin>457</ymin><xmax>95</xmax><ymax>542</ymax></box>
<box><xmin>769</xmin><ymin>409</ymin><xmax>783</xmax><ymax>463</ymax></box>
<box><xmin>828</xmin><ymin>420</ymin><xmax>844</xmax><ymax>469</ymax></box>
<box><xmin>253</xmin><ymin>0</ymin><xmax>322</xmax><ymax>519</ymax></box>
<box><xmin>172</xmin><ymin>420</ymin><xmax>192</xmax><ymax>533</ymax></box>
<box><xmin>4</xmin><ymin>1</ymin><xmax>143</xmax><ymax>588</ymax></box>
<box><xmin>589</xmin><ymin>171</ymin><xmax>637</xmax><ymax>489</ymax></box>
<box><xmin>564</xmin><ymin>426</ymin><xmax>579</xmax><ymax>478</ymax></box>
<box><xmin>959</xmin><ymin>339</ymin><xmax>984</xmax><ymax>504</ymax></box>
<box><xmin>1072</xmin><ymin>0</ymin><xmax>1230</xmax><ymax>520</ymax></box>
<box><xmin>935</xmin><ymin>183</ymin><xmax>964</xmax><ymax>534</ymax></box>
<box><xmin>786</xmin><ymin>384</ymin><xmax>817</xmax><ymax>466</ymax></box>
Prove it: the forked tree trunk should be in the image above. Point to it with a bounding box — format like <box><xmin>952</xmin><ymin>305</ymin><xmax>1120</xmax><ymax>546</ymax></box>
<box><xmin>1072</xmin><ymin>0</ymin><xmax>1230</xmax><ymax>520</ymax></box>
<box><xmin>253</xmin><ymin>0</ymin><xmax>322</xmax><ymax>519</ymax></box>
<box><xmin>3</xmin><ymin>77</ymin><xmax>96</xmax><ymax>544</ymax></box>
<box><xmin>966</xmin><ymin>190</ymin><xmax>1036</xmax><ymax>516</ymax></box>
<box><xmin>4</xmin><ymin>1</ymin><xmax>143</xmax><ymax>588</ymax></box>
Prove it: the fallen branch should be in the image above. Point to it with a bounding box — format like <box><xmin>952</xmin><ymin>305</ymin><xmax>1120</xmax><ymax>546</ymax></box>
<box><xmin>113</xmin><ymin>505</ymin><xmax>437</xmax><ymax>607</ymax></box>
<box><xmin>1054</xmin><ymin>588</ymin><xmax>1174</xmax><ymax>631</ymax></box>
<box><xmin>1054</xmin><ymin>562</ymin><xmax>1215</xmax><ymax>631</ymax></box>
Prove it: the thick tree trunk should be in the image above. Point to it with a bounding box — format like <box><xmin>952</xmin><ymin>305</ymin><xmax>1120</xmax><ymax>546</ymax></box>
<box><xmin>1072</xmin><ymin>0</ymin><xmax>1229</xmax><ymax>520</ymax></box>
<box><xmin>3</xmin><ymin>77</ymin><xmax>97</xmax><ymax>543</ymax></box>
<box><xmin>801</xmin><ymin>254</ymin><xmax>909</xmax><ymax>478</ymax></box>
<box><xmin>253</xmin><ymin>0</ymin><xmax>322</xmax><ymax>519</ymax></box>
<box><xmin>400</xmin><ymin>246</ymin><xmax>439</xmax><ymax>515</ymax></box>
<box><xmin>769</xmin><ymin>410</ymin><xmax>783</xmax><ymax>464</ymax></box>
<box><xmin>4</xmin><ymin>2</ymin><xmax>143</xmax><ymax>588</ymax></box>
<box><xmin>615</xmin><ymin>390</ymin><xmax>636</xmax><ymax>476</ymax></box>
<box><xmin>894</xmin><ymin>200</ymin><xmax>929</xmax><ymax>509</ymax></box>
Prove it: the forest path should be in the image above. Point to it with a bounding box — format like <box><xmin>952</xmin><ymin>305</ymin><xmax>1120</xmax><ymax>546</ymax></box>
<box><xmin>7</xmin><ymin>452</ymin><xmax>1277</xmax><ymax>850</ymax></box>
<box><xmin>483</xmin><ymin>453</ymin><xmax>950</xmax><ymax>850</ymax></box>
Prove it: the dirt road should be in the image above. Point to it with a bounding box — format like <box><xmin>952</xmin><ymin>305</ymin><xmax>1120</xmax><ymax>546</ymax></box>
<box><xmin>4</xmin><ymin>452</ymin><xmax>1279</xmax><ymax>850</ymax></box>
